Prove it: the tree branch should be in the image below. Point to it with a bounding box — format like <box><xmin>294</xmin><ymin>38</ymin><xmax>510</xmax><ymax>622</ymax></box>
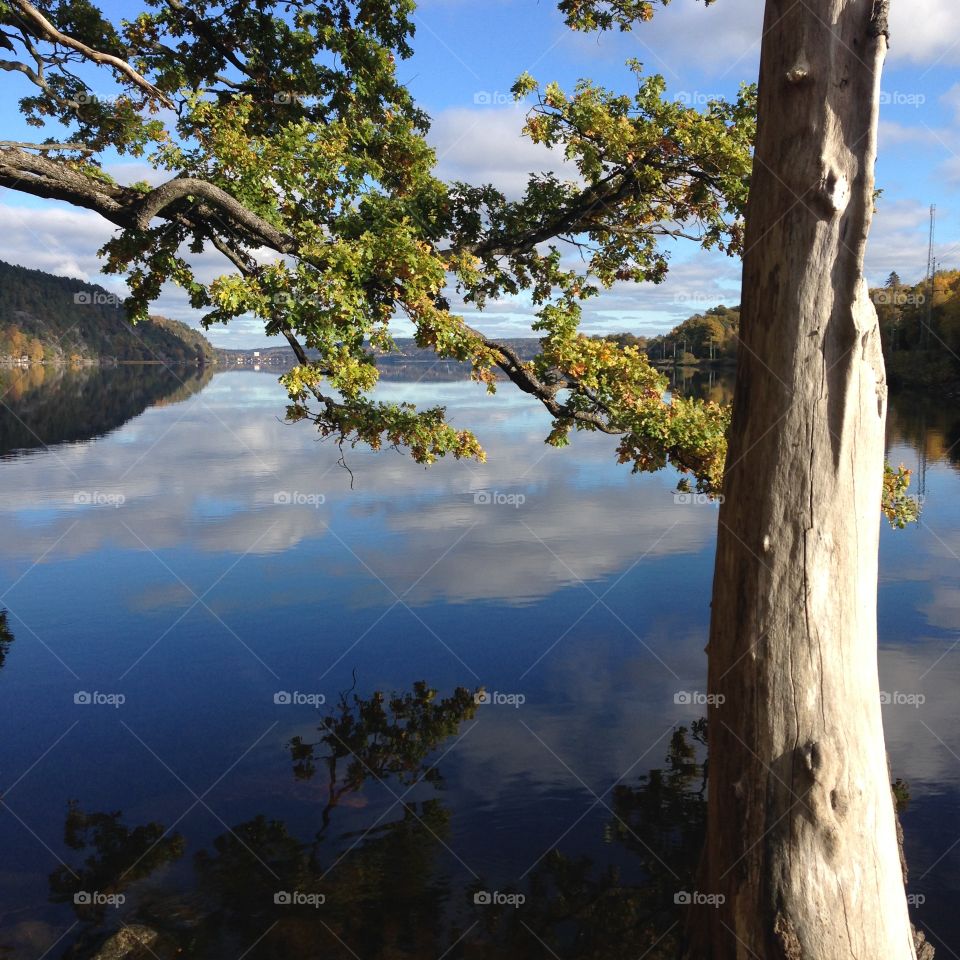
<box><xmin>0</xmin><ymin>144</ymin><xmax>626</xmax><ymax>434</ymax></box>
<box><xmin>7</xmin><ymin>0</ymin><xmax>173</xmax><ymax>107</ymax></box>
<box><xmin>461</xmin><ymin>172</ymin><xmax>638</xmax><ymax>260</ymax></box>
<box><xmin>0</xmin><ymin>55</ymin><xmax>79</xmax><ymax>107</ymax></box>
<box><xmin>134</xmin><ymin>177</ymin><xmax>296</xmax><ymax>251</ymax></box>
<box><xmin>162</xmin><ymin>0</ymin><xmax>252</xmax><ymax>79</ymax></box>
<box><xmin>0</xmin><ymin>140</ymin><xmax>94</xmax><ymax>151</ymax></box>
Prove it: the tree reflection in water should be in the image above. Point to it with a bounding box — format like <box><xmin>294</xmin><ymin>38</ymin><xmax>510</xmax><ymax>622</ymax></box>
<box><xmin>47</xmin><ymin>682</ymin><xmax>707</xmax><ymax>960</ymax></box>
<box><xmin>0</xmin><ymin>364</ymin><xmax>212</xmax><ymax>458</ymax></box>
<box><xmin>0</xmin><ymin>610</ymin><xmax>13</xmax><ymax>671</ymax></box>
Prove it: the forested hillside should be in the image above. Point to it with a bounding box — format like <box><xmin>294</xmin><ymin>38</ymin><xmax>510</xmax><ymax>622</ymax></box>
<box><xmin>0</xmin><ymin>260</ymin><xmax>215</xmax><ymax>363</ymax></box>
<box><xmin>875</xmin><ymin>269</ymin><xmax>960</xmax><ymax>388</ymax></box>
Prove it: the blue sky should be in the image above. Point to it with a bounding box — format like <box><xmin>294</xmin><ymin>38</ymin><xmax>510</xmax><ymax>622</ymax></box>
<box><xmin>2</xmin><ymin>0</ymin><xmax>959</xmax><ymax>347</ymax></box>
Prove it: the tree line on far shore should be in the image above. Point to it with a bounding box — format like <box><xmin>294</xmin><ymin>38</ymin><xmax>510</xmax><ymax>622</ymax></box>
<box><xmin>597</xmin><ymin>267</ymin><xmax>960</xmax><ymax>390</ymax></box>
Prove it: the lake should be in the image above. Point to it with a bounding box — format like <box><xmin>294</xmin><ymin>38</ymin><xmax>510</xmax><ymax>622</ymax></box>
<box><xmin>0</xmin><ymin>364</ymin><xmax>958</xmax><ymax>958</ymax></box>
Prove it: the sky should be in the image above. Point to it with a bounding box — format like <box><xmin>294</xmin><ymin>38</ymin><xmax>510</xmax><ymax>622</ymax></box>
<box><xmin>1</xmin><ymin>0</ymin><xmax>959</xmax><ymax>347</ymax></box>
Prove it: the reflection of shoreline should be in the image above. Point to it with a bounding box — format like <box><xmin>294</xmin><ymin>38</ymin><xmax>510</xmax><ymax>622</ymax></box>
<box><xmin>886</xmin><ymin>387</ymin><xmax>960</xmax><ymax>472</ymax></box>
<box><xmin>0</xmin><ymin>364</ymin><xmax>213</xmax><ymax>458</ymax></box>
<box><xmin>0</xmin><ymin>359</ymin><xmax>206</xmax><ymax>367</ymax></box>
<box><xmin>216</xmin><ymin>358</ymin><xmax>507</xmax><ymax>382</ymax></box>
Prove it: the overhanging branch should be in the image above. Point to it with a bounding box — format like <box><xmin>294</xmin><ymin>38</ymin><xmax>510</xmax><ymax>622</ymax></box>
<box><xmin>7</xmin><ymin>0</ymin><xmax>173</xmax><ymax>107</ymax></box>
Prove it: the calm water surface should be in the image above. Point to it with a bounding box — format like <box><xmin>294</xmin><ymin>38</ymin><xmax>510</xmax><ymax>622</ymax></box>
<box><xmin>0</xmin><ymin>364</ymin><xmax>958</xmax><ymax>958</ymax></box>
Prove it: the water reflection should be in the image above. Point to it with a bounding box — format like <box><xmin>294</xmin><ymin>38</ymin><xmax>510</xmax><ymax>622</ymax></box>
<box><xmin>887</xmin><ymin>390</ymin><xmax>960</xmax><ymax>472</ymax></box>
<box><xmin>42</xmin><ymin>683</ymin><xmax>703</xmax><ymax>960</ymax></box>
<box><xmin>0</xmin><ymin>367</ymin><xmax>958</xmax><ymax>958</ymax></box>
<box><xmin>0</xmin><ymin>364</ymin><xmax>212</xmax><ymax>458</ymax></box>
<box><xmin>0</xmin><ymin>609</ymin><xmax>13</xmax><ymax>670</ymax></box>
<box><xmin>0</xmin><ymin>371</ymin><xmax>719</xmax><ymax>602</ymax></box>
<box><xmin>664</xmin><ymin>365</ymin><xmax>735</xmax><ymax>407</ymax></box>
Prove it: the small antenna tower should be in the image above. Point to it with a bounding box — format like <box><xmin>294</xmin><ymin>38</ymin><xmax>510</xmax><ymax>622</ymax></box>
<box><xmin>923</xmin><ymin>205</ymin><xmax>936</xmax><ymax>349</ymax></box>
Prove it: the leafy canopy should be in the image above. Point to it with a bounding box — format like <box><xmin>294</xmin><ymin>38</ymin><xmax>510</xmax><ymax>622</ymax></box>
<box><xmin>0</xmin><ymin>0</ymin><xmax>913</xmax><ymax>520</ymax></box>
<box><xmin>1</xmin><ymin>0</ymin><xmax>754</xmax><ymax>492</ymax></box>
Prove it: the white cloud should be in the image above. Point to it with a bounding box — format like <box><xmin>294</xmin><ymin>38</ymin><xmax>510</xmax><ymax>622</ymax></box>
<box><xmin>879</xmin><ymin>120</ymin><xmax>946</xmax><ymax>148</ymax></box>
<box><xmin>943</xmin><ymin>82</ymin><xmax>960</xmax><ymax>122</ymax></box>
<box><xmin>888</xmin><ymin>0</ymin><xmax>960</xmax><ymax>65</ymax></box>
<box><xmin>428</xmin><ymin>103</ymin><xmax>573</xmax><ymax>197</ymax></box>
<box><xmin>0</xmin><ymin>202</ymin><xmax>116</xmax><ymax>283</ymax></box>
<box><xmin>103</xmin><ymin>161</ymin><xmax>169</xmax><ymax>187</ymax></box>
<box><xmin>570</xmin><ymin>0</ymin><xmax>960</xmax><ymax>78</ymax></box>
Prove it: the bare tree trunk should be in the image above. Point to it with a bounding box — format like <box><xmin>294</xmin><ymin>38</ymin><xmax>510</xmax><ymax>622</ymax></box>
<box><xmin>692</xmin><ymin>1</ymin><xmax>918</xmax><ymax>957</ymax></box>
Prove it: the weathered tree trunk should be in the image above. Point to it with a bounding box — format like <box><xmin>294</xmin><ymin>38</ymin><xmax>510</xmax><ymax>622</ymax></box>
<box><xmin>693</xmin><ymin>1</ymin><xmax>918</xmax><ymax>957</ymax></box>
